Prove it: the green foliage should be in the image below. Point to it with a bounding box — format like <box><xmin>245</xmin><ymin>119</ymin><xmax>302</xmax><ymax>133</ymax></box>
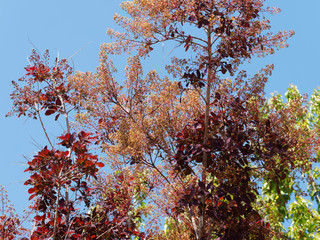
<box><xmin>287</xmin><ymin>196</ymin><xmax>320</xmax><ymax>239</ymax></box>
<box><xmin>258</xmin><ymin>85</ymin><xmax>320</xmax><ymax>239</ymax></box>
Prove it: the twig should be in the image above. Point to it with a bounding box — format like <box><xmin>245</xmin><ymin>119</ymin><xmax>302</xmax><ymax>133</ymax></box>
<box><xmin>35</xmin><ymin>105</ymin><xmax>54</xmax><ymax>148</ymax></box>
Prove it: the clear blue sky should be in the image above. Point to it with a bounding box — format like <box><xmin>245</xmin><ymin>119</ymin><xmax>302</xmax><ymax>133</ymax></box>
<box><xmin>1</xmin><ymin>0</ymin><xmax>319</xmax><ymax>220</ymax></box>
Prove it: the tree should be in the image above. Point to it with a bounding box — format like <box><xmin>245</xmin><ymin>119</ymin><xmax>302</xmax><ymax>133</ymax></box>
<box><xmin>70</xmin><ymin>0</ymin><xmax>298</xmax><ymax>239</ymax></box>
<box><xmin>257</xmin><ymin>85</ymin><xmax>320</xmax><ymax>239</ymax></box>
<box><xmin>6</xmin><ymin>0</ymin><xmax>320</xmax><ymax>239</ymax></box>
<box><xmin>7</xmin><ymin>51</ymin><xmax>145</xmax><ymax>239</ymax></box>
<box><xmin>0</xmin><ymin>185</ymin><xmax>29</xmax><ymax>239</ymax></box>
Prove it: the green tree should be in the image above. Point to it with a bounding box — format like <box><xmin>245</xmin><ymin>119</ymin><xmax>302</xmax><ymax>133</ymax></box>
<box><xmin>258</xmin><ymin>85</ymin><xmax>320</xmax><ymax>239</ymax></box>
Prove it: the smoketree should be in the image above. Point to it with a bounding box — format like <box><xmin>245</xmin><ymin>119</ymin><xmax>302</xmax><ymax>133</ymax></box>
<box><xmin>7</xmin><ymin>0</ymin><xmax>320</xmax><ymax>239</ymax></box>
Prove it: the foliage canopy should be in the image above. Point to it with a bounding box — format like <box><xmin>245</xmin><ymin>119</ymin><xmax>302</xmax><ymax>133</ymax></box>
<box><xmin>4</xmin><ymin>0</ymin><xmax>320</xmax><ymax>240</ymax></box>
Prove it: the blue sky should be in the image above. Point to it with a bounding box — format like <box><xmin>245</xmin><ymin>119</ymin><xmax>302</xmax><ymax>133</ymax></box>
<box><xmin>0</xmin><ymin>0</ymin><xmax>319</xmax><ymax>221</ymax></box>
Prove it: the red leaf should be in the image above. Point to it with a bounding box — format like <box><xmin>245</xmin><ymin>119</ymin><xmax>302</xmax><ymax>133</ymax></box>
<box><xmin>45</xmin><ymin>109</ymin><xmax>55</xmax><ymax>116</ymax></box>
<box><xmin>64</xmin><ymin>133</ymin><xmax>71</xmax><ymax>141</ymax></box>
<box><xmin>25</xmin><ymin>66</ymin><xmax>35</xmax><ymax>75</ymax></box>
<box><xmin>185</xmin><ymin>43</ymin><xmax>191</xmax><ymax>51</ymax></box>
<box><xmin>28</xmin><ymin>187</ymin><xmax>36</xmax><ymax>194</ymax></box>
<box><xmin>31</xmin><ymin>235</ymin><xmax>39</xmax><ymax>240</ymax></box>
<box><xmin>29</xmin><ymin>194</ymin><xmax>36</xmax><ymax>200</ymax></box>
<box><xmin>34</xmin><ymin>215</ymin><xmax>43</xmax><ymax>221</ymax></box>
<box><xmin>56</xmin><ymin>97</ymin><xmax>62</xmax><ymax>106</ymax></box>
<box><xmin>96</xmin><ymin>162</ymin><xmax>105</xmax><ymax>168</ymax></box>
<box><xmin>24</xmin><ymin>179</ymin><xmax>31</xmax><ymax>185</ymax></box>
<box><xmin>98</xmin><ymin>118</ymin><xmax>104</xmax><ymax>124</ymax></box>
<box><xmin>266</xmin><ymin>222</ymin><xmax>270</xmax><ymax>229</ymax></box>
<box><xmin>79</xmin><ymin>131</ymin><xmax>90</xmax><ymax>139</ymax></box>
<box><xmin>186</xmin><ymin>35</ymin><xmax>192</xmax><ymax>43</ymax></box>
<box><xmin>176</xmin><ymin>133</ymin><xmax>183</xmax><ymax>138</ymax></box>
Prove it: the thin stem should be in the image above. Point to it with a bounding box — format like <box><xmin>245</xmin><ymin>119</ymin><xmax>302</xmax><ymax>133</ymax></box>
<box><xmin>51</xmin><ymin>75</ymin><xmax>72</xmax><ymax>226</ymax></box>
<box><xmin>52</xmin><ymin>184</ymin><xmax>61</xmax><ymax>240</ymax></box>
<box><xmin>189</xmin><ymin>206</ymin><xmax>200</xmax><ymax>239</ymax></box>
<box><xmin>309</xmin><ymin>175</ymin><xmax>320</xmax><ymax>204</ymax></box>
<box><xmin>199</xmin><ymin>22</ymin><xmax>215</xmax><ymax>240</ymax></box>
<box><xmin>60</xmin><ymin>96</ymin><xmax>71</xmax><ymax>226</ymax></box>
<box><xmin>35</xmin><ymin>105</ymin><xmax>54</xmax><ymax>149</ymax></box>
